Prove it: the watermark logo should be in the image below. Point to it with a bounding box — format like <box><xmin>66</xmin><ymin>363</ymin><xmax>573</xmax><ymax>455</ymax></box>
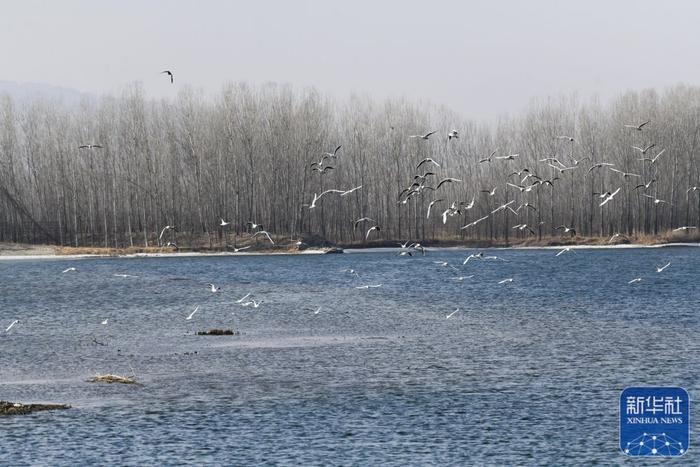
<box><xmin>620</xmin><ymin>387</ymin><xmax>689</xmax><ymax>457</ymax></box>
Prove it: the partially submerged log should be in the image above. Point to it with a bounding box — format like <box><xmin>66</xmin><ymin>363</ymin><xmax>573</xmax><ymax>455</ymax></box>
<box><xmin>88</xmin><ymin>374</ymin><xmax>140</xmax><ymax>385</ymax></box>
<box><xmin>197</xmin><ymin>328</ymin><xmax>239</xmax><ymax>336</ymax></box>
<box><xmin>1</xmin><ymin>400</ymin><xmax>70</xmax><ymax>416</ymax></box>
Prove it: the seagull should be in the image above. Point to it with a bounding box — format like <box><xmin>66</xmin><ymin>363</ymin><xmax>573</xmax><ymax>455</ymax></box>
<box><xmin>498</xmin><ymin>278</ymin><xmax>513</xmax><ymax>284</ymax></box>
<box><xmin>624</xmin><ymin>120</ymin><xmax>650</xmax><ymax>131</ymax></box>
<box><xmin>235</xmin><ymin>293</ymin><xmax>251</xmax><ymax>304</ymax></box>
<box><xmin>462</xmin><ymin>195</ymin><xmax>475</xmax><ymax>210</ymax></box>
<box><xmin>673</xmin><ymin>226</ymin><xmax>697</xmax><ymax>231</ymax></box>
<box><xmin>491</xmin><ymin>200</ymin><xmax>515</xmax><ymax>214</ymax></box>
<box><xmin>555</xmin><ymin>247</ymin><xmax>574</xmax><ymax>257</ymax></box>
<box><xmin>340</xmin><ymin>185</ymin><xmax>362</xmax><ymax>196</ymax></box>
<box><xmin>101</xmin><ymin>318</ymin><xmax>109</xmax><ymax>325</ymax></box>
<box><xmin>353</xmin><ymin>217</ymin><xmax>374</xmax><ymax>230</ymax></box>
<box><xmin>515</xmin><ymin>203</ymin><xmax>537</xmax><ymax>212</ymax></box>
<box><xmin>242</xmin><ymin>300</ymin><xmax>262</xmax><ymax>308</ymax></box>
<box><xmin>628</xmin><ymin>278</ymin><xmax>643</xmax><ymax>284</ymax></box>
<box><xmin>609</xmin><ymin>167</ymin><xmax>641</xmax><ymax>179</ymax></box>
<box><xmin>448</xmin><ymin>130</ymin><xmax>459</xmax><ymax>140</ymax></box>
<box><xmin>556</xmin><ymin>135</ymin><xmax>575</xmax><ymax>142</ymax></box>
<box><xmin>631</xmin><ymin>144</ymin><xmax>655</xmax><ymax>154</ymax></box>
<box><xmin>314</xmin><ymin>306</ymin><xmax>322</xmax><ymax>315</ymax></box>
<box><xmin>231</xmin><ymin>245</ymin><xmax>251</xmax><ymax>252</ymax></box>
<box><xmin>113</xmin><ymin>273</ymin><xmax>138</xmax><ymax>278</ymax></box>
<box><xmin>5</xmin><ymin>320</ymin><xmax>19</xmax><ymax>332</ymax></box>
<box><xmin>308</xmin><ymin>189</ymin><xmax>345</xmax><ymax>208</ymax></box>
<box><xmin>588</xmin><ymin>162</ymin><xmax>615</xmax><ymax>173</ymax></box>
<box><xmin>427</xmin><ymin>199</ymin><xmax>444</xmax><ymax>218</ymax></box>
<box><xmin>78</xmin><ymin>144</ymin><xmax>103</xmax><ymax>149</ymax></box>
<box><xmin>608</xmin><ymin>233</ymin><xmax>622</xmax><ymax>243</ymax></box>
<box><xmin>323</xmin><ymin>145</ymin><xmax>342</xmax><ymax>158</ymax></box>
<box><xmin>446</xmin><ymin>308</ymin><xmax>459</xmax><ymax>319</ymax></box>
<box><xmin>220</xmin><ymin>218</ymin><xmax>231</xmax><ymax>227</ymax></box>
<box><xmin>161</xmin><ymin>70</ymin><xmax>174</xmax><ymax>83</ymax></box>
<box><xmin>687</xmin><ymin>186</ymin><xmax>700</xmax><ymax>193</ymax></box>
<box><xmin>365</xmin><ymin>225</ymin><xmax>380</xmax><ymax>240</ymax></box>
<box><xmin>206</xmin><ymin>283</ymin><xmax>220</xmax><ymax>293</ymax></box>
<box><xmin>599</xmin><ymin>187</ymin><xmax>621</xmax><ymax>207</ymax></box>
<box><xmin>416</xmin><ymin>158</ymin><xmax>441</xmax><ymax>170</ymax></box>
<box><xmin>62</xmin><ymin>267</ymin><xmax>77</xmax><ymax>273</ymax></box>
<box><xmin>656</xmin><ymin>262</ymin><xmax>671</xmax><ymax>273</ymax></box>
<box><xmin>547</xmin><ymin>163</ymin><xmax>577</xmax><ymax>174</ymax></box>
<box><xmin>355</xmin><ymin>284</ymin><xmax>382</xmax><ymax>289</ymax></box>
<box><xmin>186</xmin><ymin>306</ymin><xmax>199</xmax><ymax>320</ymax></box>
<box><xmin>633</xmin><ymin>179</ymin><xmax>655</xmax><ymax>191</ymax></box>
<box><xmin>494</xmin><ymin>154</ymin><xmax>519</xmax><ymax>160</ymax></box>
<box><xmin>409</xmin><ymin>131</ymin><xmax>437</xmax><ymax>140</ymax></box>
<box><xmin>555</xmin><ymin>225</ymin><xmax>576</xmax><ymax>235</ymax></box>
<box><xmin>463</xmin><ymin>253</ymin><xmax>484</xmax><ymax>264</ymax></box>
<box><xmin>638</xmin><ymin>149</ymin><xmax>666</xmax><ymax>164</ymax></box>
<box><xmin>312</xmin><ymin>166</ymin><xmax>335</xmax><ymax>174</ymax></box>
<box><xmin>436</xmin><ymin>178</ymin><xmax>462</xmax><ymax>190</ymax></box>
<box><xmin>642</xmin><ymin>194</ymin><xmax>670</xmax><ymax>205</ymax></box>
<box><xmin>481</xmin><ymin>186</ymin><xmax>497</xmax><ymax>196</ymax></box>
<box><xmin>252</xmin><ymin>230</ymin><xmax>275</xmax><ymax>244</ymax></box>
<box><xmin>479</xmin><ymin>149</ymin><xmax>498</xmax><ymax>163</ymax></box>
<box><xmin>454</xmin><ymin>275</ymin><xmax>474</xmax><ymax>281</ymax></box>
<box><xmin>246</xmin><ymin>221</ymin><xmax>263</xmax><ymax>230</ymax></box>
<box><xmin>159</xmin><ymin>225</ymin><xmax>176</xmax><ymax>240</ymax></box>
<box><xmin>461</xmin><ymin>215</ymin><xmax>489</xmax><ymax>230</ymax></box>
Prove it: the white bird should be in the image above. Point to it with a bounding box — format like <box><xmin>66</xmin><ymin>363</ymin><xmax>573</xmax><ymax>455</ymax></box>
<box><xmin>588</xmin><ymin>162</ymin><xmax>615</xmax><ymax>173</ymax></box>
<box><xmin>236</xmin><ymin>293</ymin><xmax>251</xmax><ymax>303</ymax></box>
<box><xmin>231</xmin><ymin>245</ymin><xmax>251</xmax><ymax>252</ymax></box>
<box><xmin>436</xmin><ymin>178</ymin><xmax>462</xmax><ymax>190</ymax></box>
<box><xmin>498</xmin><ymin>278</ymin><xmax>513</xmax><ymax>284</ymax></box>
<box><xmin>599</xmin><ymin>187</ymin><xmax>622</xmax><ymax>207</ymax></box>
<box><xmin>463</xmin><ymin>253</ymin><xmax>482</xmax><ymax>264</ymax></box>
<box><xmin>491</xmin><ymin>200</ymin><xmax>515</xmax><ymax>214</ymax></box>
<box><xmin>113</xmin><ymin>273</ymin><xmax>138</xmax><ymax>278</ymax></box>
<box><xmin>628</xmin><ymin>278</ymin><xmax>642</xmax><ymax>284</ymax></box>
<box><xmin>454</xmin><ymin>275</ymin><xmax>474</xmax><ymax>281</ymax></box>
<box><xmin>631</xmin><ymin>144</ymin><xmax>655</xmax><ymax>154</ymax></box>
<box><xmin>314</xmin><ymin>306</ymin><xmax>322</xmax><ymax>315</ymax></box>
<box><xmin>340</xmin><ymin>185</ymin><xmax>362</xmax><ymax>196</ymax></box>
<box><xmin>642</xmin><ymin>194</ymin><xmax>670</xmax><ymax>205</ymax></box>
<box><xmin>5</xmin><ymin>320</ymin><xmax>19</xmax><ymax>332</ymax></box>
<box><xmin>409</xmin><ymin>131</ymin><xmax>437</xmax><ymax>140</ymax></box>
<box><xmin>461</xmin><ymin>215</ymin><xmax>489</xmax><ymax>230</ymax></box>
<box><xmin>555</xmin><ymin>247</ymin><xmax>574</xmax><ymax>257</ymax></box>
<box><xmin>62</xmin><ymin>267</ymin><xmax>77</xmax><ymax>273</ymax></box>
<box><xmin>101</xmin><ymin>318</ymin><xmax>109</xmax><ymax>325</ymax></box>
<box><xmin>186</xmin><ymin>306</ymin><xmax>199</xmax><ymax>320</ymax></box>
<box><xmin>494</xmin><ymin>154</ymin><xmax>519</xmax><ymax>160</ymax></box>
<box><xmin>638</xmin><ymin>148</ymin><xmax>666</xmax><ymax>164</ymax></box>
<box><xmin>365</xmin><ymin>225</ymin><xmax>380</xmax><ymax>240</ymax></box>
<box><xmin>323</xmin><ymin>145</ymin><xmax>342</xmax><ymax>158</ymax></box>
<box><xmin>416</xmin><ymin>158</ymin><xmax>441</xmax><ymax>170</ymax></box>
<box><xmin>242</xmin><ymin>300</ymin><xmax>262</xmax><ymax>308</ymax></box>
<box><xmin>206</xmin><ymin>283</ymin><xmax>220</xmax><ymax>293</ymax></box>
<box><xmin>555</xmin><ymin>225</ymin><xmax>577</xmax><ymax>235</ymax></box>
<box><xmin>481</xmin><ymin>186</ymin><xmax>497</xmax><ymax>196</ymax></box>
<box><xmin>353</xmin><ymin>217</ymin><xmax>374</xmax><ymax>230</ymax></box>
<box><xmin>608</xmin><ymin>233</ymin><xmax>622</xmax><ymax>243</ymax></box>
<box><xmin>687</xmin><ymin>186</ymin><xmax>700</xmax><ymax>193</ymax></box>
<box><xmin>78</xmin><ymin>144</ymin><xmax>103</xmax><ymax>149</ymax></box>
<box><xmin>220</xmin><ymin>218</ymin><xmax>231</xmax><ymax>227</ymax></box>
<box><xmin>479</xmin><ymin>149</ymin><xmax>498</xmax><ymax>163</ymax></box>
<box><xmin>448</xmin><ymin>130</ymin><xmax>459</xmax><ymax>140</ymax></box>
<box><xmin>556</xmin><ymin>135</ymin><xmax>575</xmax><ymax>142</ymax></box>
<box><xmin>427</xmin><ymin>199</ymin><xmax>444</xmax><ymax>219</ymax></box>
<box><xmin>446</xmin><ymin>308</ymin><xmax>459</xmax><ymax>319</ymax></box>
<box><xmin>308</xmin><ymin>189</ymin><xmax>345</xmax><ymax>209</ymax></box>
<box><xmin>624</xmin><ymin>120</ymin><xmax>650</xmax><ymax>131</ymax></box>
<box><xmin>159</xmin><ymin>225</ymin><xmax>175</xmax><ymax>240</ymax></box>
<box><xmin>673</xmin><ymin>226</ymin><xmax>697</xmax><ymax>232</ymax></box>
<box><xmin>609</xmin><ymin>167</ymin><xmax>641</xmax><ymax>179</ymax></box>
<box><xmin>656</xmin><ymin>262</ymin><xmax>671</xmax><ymax>273</ymax></box>
<box><xmin>463</xmin><ymin>195</ymin><xmax>475</xmax><ymax>210</ymax></box>
<box><xmin>355</xmin><ymin>284</ymin><xmax>382</xmax><ymax>289</ymax></box>
<box><xmin>252</xmin><ymin>230</ymin><xmax>275</xmax><ymax>244</ymax></box>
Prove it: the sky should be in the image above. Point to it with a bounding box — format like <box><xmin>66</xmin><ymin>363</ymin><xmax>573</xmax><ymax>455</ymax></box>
<box><xmin>1</xmin><ymin>0</ymin><xmax>699</xmax><ymax>119</ymax></box>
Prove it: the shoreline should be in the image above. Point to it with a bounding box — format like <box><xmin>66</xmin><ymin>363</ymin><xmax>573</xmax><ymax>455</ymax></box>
<box><xmin>0</xmin><ymin>240</ymin><xmax>698</xmax><ymax>261</ymax></box>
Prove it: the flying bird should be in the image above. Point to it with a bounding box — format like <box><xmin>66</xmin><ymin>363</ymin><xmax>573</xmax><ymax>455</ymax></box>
<box><xmin>555</xmin><ymin>225</ymin><xmax>576</xmax><ymax>236</ymax></box>
<box><xmin>161</xmin><ymin>70</ymin><xmax>174</xmax><ymax>83</ymax></box>
<box><xmin>252</xmin><ymin>230</ymin><xmax>275</xmax><ymax>244</ymax></box>
<box><xmin>416</xmin><ymin>158</ymin><xmax>441</xmax><ymax>170</ymax></box>
<box><xmin>481</xmin><ymin>186</ymin><xmax>497</xmax><ymax>196</ymax></box>
<box><xmin>638</xmin><ymin>148</ymin><xmax>666</xmax><ymax>164</ymax></box>
<box><xmin>448</xmin><ymin>130</ymin><xmax>459</xmax><ymax>140</ymax></box>
<box><xmin>186</xmin><ymin>306</ymin><xmax>199</xmax><ymax>320</ymax></box>
<box><xmin>220</xmin><ymin>218</ymin><xmax>231</xmax><ymax>227</ymax></box>
<box><xmin>323</xmin><ymin>145</ymin><xmax>342</xmax><ymax>158</ymax></box>
<box><xmin>62</xmin><ymin>267</ymin><xmax>77</xmax><ymax>273</ymax></box>
<box><xmin>609</xmin><ymin>168</ymin><xmax>641</xmax><ymax>179</ymax></box>
<box><xmin>599</xmin><ymin>187</ymin><xmax>621</xmax><ymax>207</ymax></box>
<box><xmin>365</xmin><ymin>226</ymin><xmax>380</xmax><ymax>240</ymax></box>
<box><xmin>409</xmin><ymin>131</ymin><xmax>437</xmax><ymax>140</ymax></box>
<box><xmin>5</xmin><ymin>320</ymin><xmax>19</xmax><ymax>332</ymax></box>
<box><xmin>353</xmin><ymin>217</ymin><xmax>374</xmax><ymax>230</ymax></box>
<box><xmin>628</xmin><ymin>278</ymin><xmax>643</xmax><ymax>284</ymax></box>
<box><xmin>498</xmin><ymin>278</ymin><xmax>513</xmax><ymax>284</ymax></box>
<box><xmin>588</xmin><ymin>162</ymin><xmax>615</xmax><ymax>173</ymax></box>
<box><xmin>479</xmin><ymin>149</ymin><xmax>498</xmax><ymax>163</ymax></box>
<box><xmin>340</xmin><ymin>185</ymin><xmax>363</xmax><ymax>196</ymax></box>
<box><xmin>656</xmin><ymin>262</ymin><xmax>671</xmax><ymax>273</ymax></box>
<box><xmin>633</xmin><ymin>179</ymin><xmax>655</xmax><ymax>191</ymax></box>
<box><xmin>624</xmin><ymin>120</ymin><xmax>650</xmax><ymax>131</ymax></box>
<box><xmin>427</xmin><ymin>199</ymin><xmax>444</xmax><ymax>219</ymax></box>
<box><xmin>642</xmin><ymin>194</ymin><xmax>670</xmax><ymax>205</ymax></box>
<box><xmin>556</xmin><ymin>135</ymin><xmax>575</xmax><ymax>142</ymax></box>
<box><xmin>631</xmin><ymin>144</ymin><xmax>655</xmax><ymax>154</ymax></box>
<box><xmin>673</xmin><ymin>226</ymin><xmax>697</xmax><ymax>232</ymax></box>
<box><xmin>555</xmin><ymin>247</ymin><xmax>574</xmax><ymax>257</ymax></box>
<box><xmin>207</xmin><ymin>283</ymin><xmax>220</xmax><ymax>293</ymax></box>
<box><xmin>236</xmin><ymin>293</ymin><xmax>251</xmax><ymax>303</ymax></box>
<box><xmin>461</xmin><ymin>215</ymin><xmax>489</xmax><ymax>230</ymax></box>
<box><xmin>436</xmin><ymin>178</ymin><xmax>462</xmax><ymax>190</ymax></box>
<box><xmin>446</xmin><ymin>308</ymin><xmax>459</xmax><ymax>319</ymax></box>
<box><xmin>78</xmin><ymin>144</ymin><xmax>103</xmax><ymax>149</ymax></box>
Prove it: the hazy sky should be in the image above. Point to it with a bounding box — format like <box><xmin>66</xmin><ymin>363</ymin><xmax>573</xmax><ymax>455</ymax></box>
<box><xmin>2</xmin><ymin>0</ymin><xmax>699</xmax><ymax>119</ymax></box>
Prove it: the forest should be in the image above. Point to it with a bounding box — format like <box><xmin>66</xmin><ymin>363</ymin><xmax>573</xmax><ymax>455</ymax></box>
<box><xmin>0</xmin><ymin>82</ymin><xmax>699</xmax><ymax>247</ymax></box>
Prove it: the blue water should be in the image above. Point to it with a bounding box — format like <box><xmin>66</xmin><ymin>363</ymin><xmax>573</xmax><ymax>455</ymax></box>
<box><xmin>1</xmin><ymin>247</ymin><xmax>698</xmax><ymax>465</ymax></box>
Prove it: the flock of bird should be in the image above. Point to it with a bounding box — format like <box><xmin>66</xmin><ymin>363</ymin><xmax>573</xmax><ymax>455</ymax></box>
<box><xmin>6</xmin><ymin>80</ymin><xmax>697</xmax><ymax>337</ymax></box>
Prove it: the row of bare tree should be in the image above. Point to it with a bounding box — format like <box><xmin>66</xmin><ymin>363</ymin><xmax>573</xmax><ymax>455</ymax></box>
<box><xmin>1</xmin><ymin>82</ymin><xmax>699</xmax><ymax>247</ymax></box>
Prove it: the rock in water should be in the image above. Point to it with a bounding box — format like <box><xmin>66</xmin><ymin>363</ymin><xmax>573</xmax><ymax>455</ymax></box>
<box><xmin>0</xmin><ymin>401</ymin><xmax>70</xmax><ymax>416</ymax></box>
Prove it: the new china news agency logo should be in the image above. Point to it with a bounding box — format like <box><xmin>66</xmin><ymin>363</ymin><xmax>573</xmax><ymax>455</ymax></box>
<box><xmin>620</xmin><ymin>387</ymin><xmax>689</xmax><ymax>457</ymax></box>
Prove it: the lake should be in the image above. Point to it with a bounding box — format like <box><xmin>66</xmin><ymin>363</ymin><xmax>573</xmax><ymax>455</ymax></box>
<box><xmin>1</xmin><ymin>247</ymin><xmax>698</xmax><ymax>465</ymax></box>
